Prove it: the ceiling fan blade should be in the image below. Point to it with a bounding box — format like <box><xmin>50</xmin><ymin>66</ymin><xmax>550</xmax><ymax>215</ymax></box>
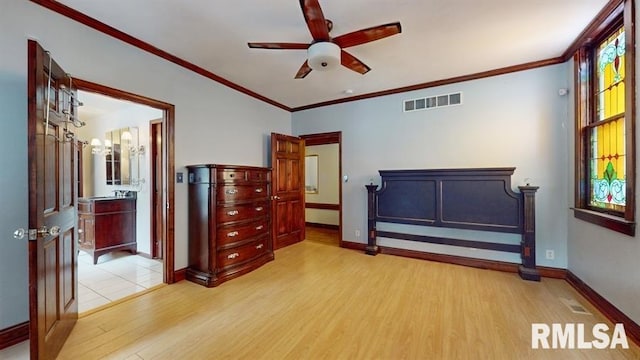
<box><xmin>299</xmin><ymin>0</ymin><xmax>330</xmax><ymax>41</ymax></box>
<box><xmin>248</xmin><ymin>42</ymin><xmax>310</xmax><ymax>50</ymax></box>
<box><xmin>295</xmin><ymin>61</ymin><xmax>313</xmax><ymax>79</ymax></box>
<box><xmin>333</xmin><ymin>22</ymin><xmax>402</xmax><ymax>48</ymax></box>
<box><xmin>341</xmin><ymin>50</ymin><xmax>371</xmax><ymax>75</ymax></box>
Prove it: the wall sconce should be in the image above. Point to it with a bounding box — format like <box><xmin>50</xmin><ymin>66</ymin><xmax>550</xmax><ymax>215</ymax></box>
<box><xmin>129</xmin><ymin>145</ymin><xmax>146</xmax><ymax>157</ymax></box>
<box><xmin>90</xmin><ymin>138</ymin><xmax>102</xmax><ymax>154</ymax></box>
<box><xmin>91</xmin><ymin>138</ymin><xmax>112</xmax><ymax>155</ymax></box>
<box><xmin>103</xmin><ymin>139</ymin><xmax>112</xmax><ymax>155</ymax></box>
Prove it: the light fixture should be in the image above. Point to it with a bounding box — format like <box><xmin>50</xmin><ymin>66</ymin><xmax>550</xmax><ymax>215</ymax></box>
<box><xmin>90</xmin><ymin>138</ymin><xmax>102</xmax><ymax>154</ymax></box>
<box><xmin>307</xmin><ymin>42</ymin><xmax>340</xmax><ymax>71</ymax></box>
<box><xmin>129</xmin><ymin>145</ymin><xmax>146</xmax><ymax>157</ymax></box>
<box><xmin>91</xmin><ymin>138</ymin><xmax>112</xmax><ymax>155</ymax></box>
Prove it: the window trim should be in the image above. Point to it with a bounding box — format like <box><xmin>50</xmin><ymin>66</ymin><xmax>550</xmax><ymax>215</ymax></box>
<box><xmin>573</xmin><ymin>0</ymin><xmax>636</xmax><ymax>236</ymax></box>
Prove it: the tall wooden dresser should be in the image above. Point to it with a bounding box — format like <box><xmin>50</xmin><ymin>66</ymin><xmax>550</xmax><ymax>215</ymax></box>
<box><xmin>186</xmin><ymin>164</ymin><xmax>273</xmax><ymax>287</ymax></box>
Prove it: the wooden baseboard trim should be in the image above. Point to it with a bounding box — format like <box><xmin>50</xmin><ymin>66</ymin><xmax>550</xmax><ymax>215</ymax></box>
<box><xmin>566</xmin><ymin>271</ymin><xmax>640</xmax><ymax>346</ymax></box>
<box><xmin>341</xmin><ymin>241</ymin><xmax>567</xmax><ymax>279</ymax></box>
<box><xmin>0</xmin><ymin>321</ymin><xmax>29</xmax><ymax>350</ymax></box>
<box><xmin>174</xmin><ymin>267</ymin><xmax>187</xmax><ymax>282</ymax></box>
<box><xmin>537</xmin><ymin>266</ymin><xmax>567</xmax><ymax>279</ymax></box>
<box><xmin>305</xmin><ymin>203</ymin><xmax>340</xmax><ymax>211</ymax></box>
<box><xmin>341</xmin><ymin>240</ymin><xmax>367</xmax><ymax>251</ymax></box>
<box><xmin>306</xmin><ymin>222</ymin><xmax>339</xmax><ymax>230</ymax></box>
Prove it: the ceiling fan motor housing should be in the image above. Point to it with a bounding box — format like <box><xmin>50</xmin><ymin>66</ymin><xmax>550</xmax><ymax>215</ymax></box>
<box><xmin>308</xmin><ymin>42</ymin><xmax>340</xmax><ymax>71</ymax></box>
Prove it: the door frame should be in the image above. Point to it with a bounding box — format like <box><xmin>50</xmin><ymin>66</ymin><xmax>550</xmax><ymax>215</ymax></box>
<box><xmin>150</xmin><ymin>119</ymin><xmax>163</xmax><ymax>259</ymax></box>
<box><xmin>74</xmin><ymin>78</ymin><xmax>176</xmax><ymax>283</ymax></box>
<box><xmin>299</xmin><ymin>132</ymin><xmax>343</xmax><ymax>246</ymax></box>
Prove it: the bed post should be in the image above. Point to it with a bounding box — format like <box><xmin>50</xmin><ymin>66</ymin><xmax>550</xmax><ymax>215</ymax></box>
<box><xmin>518</xmin><ymin>186</ymin><xmax>540</xmax><ymax>281</ymax></box>
<box><xmin>365</xmin><ymin>184</ymin><xmax>379</xmax><ymax>255</ymax></box>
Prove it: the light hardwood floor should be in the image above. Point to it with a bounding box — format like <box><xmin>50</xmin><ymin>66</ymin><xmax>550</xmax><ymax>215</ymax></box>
<box><xmin>5</xmin><ymin>228</ymin><xmax>639</xmax><ymax>359</ymax></box>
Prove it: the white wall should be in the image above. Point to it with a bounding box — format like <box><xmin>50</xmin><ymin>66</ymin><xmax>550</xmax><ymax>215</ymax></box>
<box><xmin>293</xmin><ymin>64</ymin><xmax>570</xmax><ymax>267</ymax></box>
<box><xmin>0</xmin><ymin>0</ymin><xmax>290</xmax><ymax>330</ymax></box>
<box><xmin>566</xmin><ymin>9</ymin><xmax>640</xmax><ymax>325</ymax></box>
<box><xmin>76</xmin><ymin>96</ymin><xmax>163</xmax><ymax>255</ymax></box>
<box><xmin>305</xmin><ymin>144</ymin><xmax>339</xmax><ymax>226</ymax></box>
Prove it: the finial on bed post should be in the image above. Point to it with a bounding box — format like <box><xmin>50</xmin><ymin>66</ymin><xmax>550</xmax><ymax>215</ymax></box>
<box><xmin>518</xmin><ymin>185</ymin><xmax>540</xmax><ymax>281</ymax></box>
<box><xmin>365</xmin><ymin>184</ymin><xmax>379</xmax><ymax>255</ymax></box>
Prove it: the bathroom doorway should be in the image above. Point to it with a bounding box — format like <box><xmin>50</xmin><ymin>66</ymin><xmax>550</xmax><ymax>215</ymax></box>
<box><xmin>74</xmin><ymin>84</ymin><xmax>171</xmax><ymax>313</ymax></box>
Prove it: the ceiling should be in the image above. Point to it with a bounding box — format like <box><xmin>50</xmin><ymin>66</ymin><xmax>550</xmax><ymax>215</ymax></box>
<box><xmin>53</xmin><ymin>0</ymin><xmax>609</xmax><ymax>110</ymax></box>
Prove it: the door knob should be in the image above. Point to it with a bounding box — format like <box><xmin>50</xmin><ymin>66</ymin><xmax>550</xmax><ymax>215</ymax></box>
<box><xmin>13</xmin><ymin>228</ymin><xmax>25</xmax><ymax>239</ymax></box>
<box><xmin>13</xmin><ymin>226</ymin><xmax>61</xmax><ymax>240</ymax></box>
<box><xmin>45</xmin><ymin>226</ymin><xmax>61</xmax><ymax>237</ymax></box>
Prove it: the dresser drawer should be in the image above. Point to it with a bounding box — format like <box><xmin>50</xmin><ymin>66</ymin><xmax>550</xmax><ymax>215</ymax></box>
<box><xmin>216</xmin><ymin>202</ymin><xmax>269</xmax><ymax>223</ymax></box>
<box><xmin>217</xmin><ymin>184</ymin><xmax>268</xmax><ymax>202</ymax></box>
<box><xmin>217</xmin><ymin>219</ymin><xmax>269</xmax><ymax>248</ymax></box>
<box><xmin>217</xmin><ymin>169</ymin><xmax>247</xmax><ymax>182</ymax></box>
<box><xmin>217</xmin><ymin>236</ymin><xmax>268</xmax><ymax>269</ymax></box>
<box><xmin>247</xmin><ymin>170</ymin><xmax>269</xmax><ymax>182</ymax></box>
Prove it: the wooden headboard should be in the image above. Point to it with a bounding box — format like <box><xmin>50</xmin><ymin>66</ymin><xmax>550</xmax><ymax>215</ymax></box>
<box><xmin>365</xmin><ymin>167</ymin><xmax>540</xmax><ymax>281</ymax></box>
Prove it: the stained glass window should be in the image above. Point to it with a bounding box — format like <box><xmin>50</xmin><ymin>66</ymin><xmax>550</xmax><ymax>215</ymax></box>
<box><xmin>574</xmin><ymin>1</ymin><xmax>634</xmax><ymax>235</ymax></box>
<box><xmin>589</xmin><ymin>26</ymin><xmax>625</xmax><ymax>212</ymax></box>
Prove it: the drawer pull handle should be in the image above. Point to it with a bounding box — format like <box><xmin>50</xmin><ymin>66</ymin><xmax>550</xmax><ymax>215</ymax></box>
<box><xmin>227</xmin><ymin>231</ymin><xmax>239</xmax><ymax>237</ymax></box>
<box><xmin>225</xmin><ymin>189</ymin><xmax>238</xmax><ymax>195</ymax></box>
<box><xmin>255</xmin><ymin>207</ymin><xmax>264</xmax><ymax>212</ymax></box>
<box><xmin>255</xmin><ymin>188</ymin><xmax>264</xmax><ymax>193</ymax></box>
<box><xmin>255</xmin><ymin>225</ymin><xmax>264</xmax><ymax>230</ymax></box>
<box><xmin>227</xmin><ymin>210</ymin><xmax>239</xmax><ymax>216</ymax></box>
<box><xmin>256</xmin><ymin>244</ymin><xmax>264</xmax><ymax>250</ymax></box>
<box><xmin>227</xmin><ymin>252</ymin><xmax>240</xmax><ymax>259</ymax></box>
<box><xmin>78</xmin><ymin>229</ymin><xmax>84</xmax><ymax>234</ymax></box>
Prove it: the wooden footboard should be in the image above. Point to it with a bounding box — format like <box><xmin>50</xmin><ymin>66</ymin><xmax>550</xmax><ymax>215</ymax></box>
<box><xmin>365</xmin><ymin>167</ymin><xmax>540</xmax><ymax>281</ymax></box>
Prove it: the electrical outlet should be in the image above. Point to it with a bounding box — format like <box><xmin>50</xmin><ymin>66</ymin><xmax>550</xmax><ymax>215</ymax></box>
<box><xmin>545</xmin><ymin>250</ymin><xmax>555</xmax><ymax>260</ymax></box>
<box><xmin>355</xmin><ymin>230</ymin><xmax>361</xmax><ymax>238</ymax></box>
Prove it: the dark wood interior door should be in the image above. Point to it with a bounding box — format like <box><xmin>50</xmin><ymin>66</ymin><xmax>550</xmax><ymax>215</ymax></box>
<box><xmin>271</xmin><ymin>133</ymin><xmax>305</xmax><ymax>249</ymax></box>
<box><xmin>28</xmin><ymin>40</ymin><xmax>78</xmax><ymax>360</ymax></box>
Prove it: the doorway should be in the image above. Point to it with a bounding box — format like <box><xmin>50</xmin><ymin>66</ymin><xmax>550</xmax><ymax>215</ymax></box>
<box><xmin>73</xmin><ymin>81</ymin><xmax>175</xmax><ymax>313</ymax></box>
<box><xmin>299</xmin><ymin>132</ymin><xmax>342</xmax><ymax>247</ymax></box>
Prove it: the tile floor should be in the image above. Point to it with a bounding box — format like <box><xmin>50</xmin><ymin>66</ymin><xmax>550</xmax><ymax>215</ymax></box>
<box><xmin>78</xmin><ymin>250</ymin><xmax>164</xmax><ymax>313</ymax></box>
<box><xmin>0</xmin><ymin>251</ymin><xmax>164</xmax><ymax>359</ymax></box>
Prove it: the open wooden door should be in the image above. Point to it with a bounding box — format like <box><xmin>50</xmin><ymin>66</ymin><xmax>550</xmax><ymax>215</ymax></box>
<box><xmin>27</xmin><ymin>40</ymin><xmax>78</xmax><ymax>359</ymax></box>
<box><xmin>271</xmin><ymin>133</ymin><xmax>305</xmax><ymax>249</ymax></box>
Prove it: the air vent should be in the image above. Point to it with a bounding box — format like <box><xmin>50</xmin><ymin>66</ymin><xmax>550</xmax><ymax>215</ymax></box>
<box><xmin>560</xmin><ymin>298</ymin><xmax>592</xmax><ymax>315</ymax></box>
<box><xmin>403</xmin><ymin>92</ymin><xmax>462</xmax><ymax>113</ymax></box>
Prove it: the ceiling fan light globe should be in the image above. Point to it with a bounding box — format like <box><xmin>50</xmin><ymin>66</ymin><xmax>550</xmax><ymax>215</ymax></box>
<box><xmin>308</xmin><ymin>42</ymin><xmax>340</xmax><ymax>71</ymax></box>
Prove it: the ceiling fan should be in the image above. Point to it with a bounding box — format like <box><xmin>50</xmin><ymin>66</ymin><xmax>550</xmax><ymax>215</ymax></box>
<box><xmin>248</xmin><ymin>0</ymin><xmax>402</xmax><ymax>79</ymax></box>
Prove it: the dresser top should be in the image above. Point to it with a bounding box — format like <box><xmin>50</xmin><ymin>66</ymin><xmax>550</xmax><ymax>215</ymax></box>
<box><xmin>186</xmin><ymin>164</ymin><xmax>271</xmax><ymax>171</ymax></box>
